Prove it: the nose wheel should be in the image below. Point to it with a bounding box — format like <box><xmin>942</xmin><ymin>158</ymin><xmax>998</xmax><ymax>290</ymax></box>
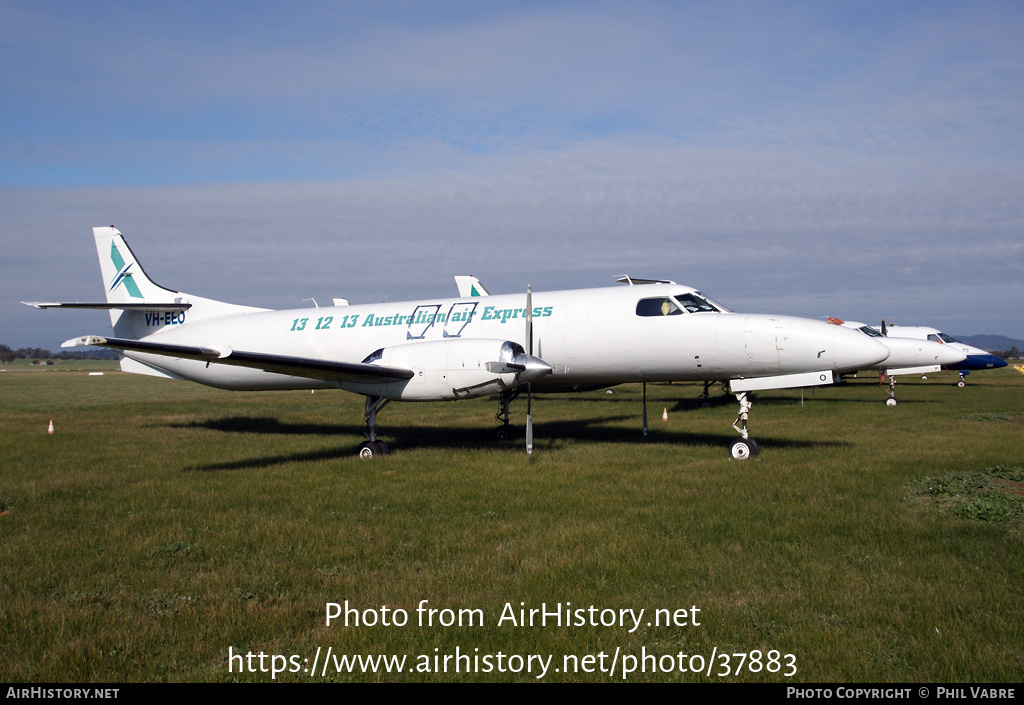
<box><xmin>885</xmin><ymin>373</ymin><xmax>899</xmax><ymax>406</ymax></box>
<box><xmin>729</xmin><ymin>437</ymin><xmax>760</xmax><ymax>460</ymax></box>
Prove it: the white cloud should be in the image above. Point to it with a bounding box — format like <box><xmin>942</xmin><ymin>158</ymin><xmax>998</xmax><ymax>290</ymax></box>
<box><xmin>5</xmin><ymin>136</ymin><xmax>1023</xmax><ymax>349</ymax></box>
<box><xmin>3</xmin><ymin>2</ymin><xmax>1024</xmax><ymax>348</ymax></box>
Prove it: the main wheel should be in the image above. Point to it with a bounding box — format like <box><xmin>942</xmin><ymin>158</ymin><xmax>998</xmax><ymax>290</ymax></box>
<box><xmin>729</xmin><ymin>438</ymin><xmax>759</xmax><ymax>460</ymax></box>
<box><xmin>357</xmin><ymin>441</ymin><xmax>390</xmax><ymax>458</ymax></box>
<box><xmin>495</xmin><ymin>425</ymin><xmax>518</xmax><ymax>441</ymax></box>
<box><xmin>886</xmin><ymin>397</ymin><xmax>899</xmax><ymax>406</ymax></box>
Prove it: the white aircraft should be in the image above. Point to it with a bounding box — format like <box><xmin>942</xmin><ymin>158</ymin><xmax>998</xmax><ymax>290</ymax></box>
<box><xmin>26</xmin><ymin>227</ymin><xmax>890</xmax><ymax>460</ymax></box>
<box><xmin>827</xmin><ymin>318</ymin><xmax>967</xmax><ymax>405</ymax></box>
<box><xmin>879</xmin><ymin>323</ymin><xmax>1008</xmax><ymax>386</ymax></box>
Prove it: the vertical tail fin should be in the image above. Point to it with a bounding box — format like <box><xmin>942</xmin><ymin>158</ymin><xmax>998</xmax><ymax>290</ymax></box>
<box><xmin>27</xmin><ymin>226</ymin><xmax>270</xmax><ymax>379</ymax></box>
<box><xmin>94</xmin><ymin>226</ymin><xmax>180</xmax><ymax>305</ymax></box>
<box><xmin>92</xmin><ymin>226</ymin><xmax>267</xmax><ymax>339</ymax></box>
<box><xmin>454</xmin><ymin>275</ymin><xmax>491</xmax><ymax>297</ymax></box>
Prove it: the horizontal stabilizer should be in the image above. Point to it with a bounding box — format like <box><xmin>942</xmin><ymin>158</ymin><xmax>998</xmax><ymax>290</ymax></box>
<box><xmin>62</xmin><ymin>335</ymin><xmax>415</xmax><ymax>384</ymax></box>
<box><xmin>24</xmin><ymin>301</ymin><xmax>192</xmax><ymax>312</ymax></box>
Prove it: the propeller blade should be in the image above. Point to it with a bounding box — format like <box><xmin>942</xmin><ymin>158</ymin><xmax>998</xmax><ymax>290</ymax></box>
<box><xmin>526</xmin><ymin>284</ymin><xmax>534</xmax><ymax>455</ymax></box>
<box><xmin>526</xmin><ymin>381</ymin><xmax>533</xmax><ymax>455</ymax></box>
<box><xmin>525</xmin><ymin>284</ymin><xmax>533</xmax><ymax>355</ymax></box>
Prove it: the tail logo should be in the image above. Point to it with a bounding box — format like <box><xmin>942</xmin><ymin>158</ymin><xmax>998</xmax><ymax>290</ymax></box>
<box><xmin>109</xmin><ymin>242</ymin><xmax>143</xmax><ymax>299</ymax></box>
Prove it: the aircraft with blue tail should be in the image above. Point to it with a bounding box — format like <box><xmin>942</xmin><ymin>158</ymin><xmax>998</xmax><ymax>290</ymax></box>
<box><xmin>878</xmin><ymin>322</ymin><xmax>1007</xmax><ymax>387</ymax></box>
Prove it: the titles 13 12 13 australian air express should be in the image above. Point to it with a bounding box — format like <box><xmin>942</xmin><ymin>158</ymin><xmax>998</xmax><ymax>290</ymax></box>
<box><xmin>27</xmin><ymin>227</ymin><xmax>890</xmax><ymax>460</ymax></box>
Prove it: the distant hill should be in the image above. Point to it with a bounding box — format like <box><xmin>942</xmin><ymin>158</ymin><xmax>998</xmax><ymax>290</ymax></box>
<box><xmin>954</xmin><ymin>334</ymin><xmax>1024</xmax><ymax>353</ymax></box>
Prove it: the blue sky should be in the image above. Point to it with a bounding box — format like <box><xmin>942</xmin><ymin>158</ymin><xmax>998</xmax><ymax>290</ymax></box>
<box><xmin>3</xmin><ymin>0</ymin><xmax>1023</xmax><ymax>350</ymax></box>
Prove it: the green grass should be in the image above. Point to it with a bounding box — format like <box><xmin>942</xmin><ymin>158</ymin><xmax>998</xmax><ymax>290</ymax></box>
<box><xmin>1</xmin><ymin>366</ymin><xmax>1022</xmax><ymax>682</ymax></box>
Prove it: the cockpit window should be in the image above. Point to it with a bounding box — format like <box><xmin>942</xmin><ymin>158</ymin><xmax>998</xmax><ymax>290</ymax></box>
<box><xmin>636</xmin><ymin>297</ymin><xmax>683</xmax><ymax>317</ymax></box>
<box><xmin>857</xmin><ymin>325</ymin><xmax>883</xmax><ymax>338</ymax></box>
<box><xmin>938</xmin><ymin>333</ymin><xmax>959</xmax><ymax>344</ymax></box>
<box><xmin>674</xmin><ymin>292</ymin><xmax>729</xmax><ymax>313</ymax></box>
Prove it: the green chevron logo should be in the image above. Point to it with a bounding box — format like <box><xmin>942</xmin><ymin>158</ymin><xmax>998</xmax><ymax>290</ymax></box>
<box><xmin>109</xmin><ymin>242</ymin><xmax>143</xmax><ymax>298</ymax></box>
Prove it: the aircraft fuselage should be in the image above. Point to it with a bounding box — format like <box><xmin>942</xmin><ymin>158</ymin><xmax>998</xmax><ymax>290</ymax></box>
<box><xmin>123</xmin><ymin>284</ymin><xmax>889</xmax><ymax>400</ymax></box>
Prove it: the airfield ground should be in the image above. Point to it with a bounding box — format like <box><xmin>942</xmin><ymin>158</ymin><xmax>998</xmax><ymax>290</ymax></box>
<box><xmin>1</xmin><ymin>361</ymin><xmax>1022</xmax><ymax>682</ymax></box>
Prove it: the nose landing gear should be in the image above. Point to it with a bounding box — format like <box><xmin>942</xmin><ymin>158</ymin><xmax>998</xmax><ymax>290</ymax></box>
<box><xmin>729</xmin><ymin>392</ymin><xmax>760</xmax><ymax>460</ymax></box>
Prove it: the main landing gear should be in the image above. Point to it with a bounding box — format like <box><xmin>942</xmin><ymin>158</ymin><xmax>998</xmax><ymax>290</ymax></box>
<box><xmin>729</xmin><ymin>391</ymin><xmax>760</xmax><ymax>460</ymax></box>
<box><xmin>494</xmin><ymin>389</ymin><xmax>522</xmax><ymax>441</ymax></box>
<box><xmin>357</xmin><ymin>395</ymin><xmax>391</xmax><ymax>458</ymax></box>
<box><xmin>700</xmin><ymin>381</ymin><xmax>712</xmax><ymax>408</ymax></box>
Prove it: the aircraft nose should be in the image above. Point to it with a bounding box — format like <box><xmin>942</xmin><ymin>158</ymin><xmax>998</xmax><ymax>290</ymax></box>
<box><xmin>968</xmin><ymin>353</ymin><xmax>1008</xmax><ymax>369</ymax></box>
<box><xmin>935</xmin><ymin>345</ymin><xmax>967</xmax><ymax>366</ymax></box>
<box><xmin>830</xmin><ymin>324</ymin><xmax>890</xmax><ymax>372</ymax></box>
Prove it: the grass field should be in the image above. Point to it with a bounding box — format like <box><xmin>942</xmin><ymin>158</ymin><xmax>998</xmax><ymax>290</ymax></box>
<box><xmin>2</xmin><ymin>362</ymin><xmax>1022</xmax><ymax>682</ymax></box>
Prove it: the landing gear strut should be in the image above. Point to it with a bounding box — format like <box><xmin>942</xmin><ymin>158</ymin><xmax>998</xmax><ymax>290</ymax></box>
<box><xmin>885</xmin><ymin>373</ymin><xmax>899</xmax><ymax>406</ymax></box>
<box><xmin>729</xmin><ymin>392</ymin><xmax>760</xmax><ymax>460</ymax></box>
<box><xmin>642</xmin><ymin>382</ymin><xmax>648</xmax><ymax>438</ymax></box>
<box><xmin>358</xmin><ymin>395</ymin><xmax>391</xmax><ymax>458</ymax></box>
<box><xmin>494</xmin><ymin>389</ymin><xmax>522</xmax><ymax>440</ymax></box>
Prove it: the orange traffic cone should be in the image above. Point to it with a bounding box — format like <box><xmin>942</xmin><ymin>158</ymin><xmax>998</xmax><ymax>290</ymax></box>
<box><xmin>48</xmin><ymin>419</ymin><xmax>54</xmax><ymax>434</ymax></box>
<box><xmin>662</xmin><ymin>408</ymin><xmax>668</xmax><ymax>421</ymax></box>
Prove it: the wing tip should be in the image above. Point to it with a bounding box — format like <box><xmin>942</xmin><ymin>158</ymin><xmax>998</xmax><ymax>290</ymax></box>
<box><xmin>61</xmin><ymin>335</ymin><xmax>108</xmax><ymax>348</ymax></box>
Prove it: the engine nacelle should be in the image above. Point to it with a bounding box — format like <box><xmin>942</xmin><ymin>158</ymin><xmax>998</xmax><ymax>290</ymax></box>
<box><xmin>352</xmin><ymin>338</ymin><xmax>547</xmax><ymax>401</ymax></box>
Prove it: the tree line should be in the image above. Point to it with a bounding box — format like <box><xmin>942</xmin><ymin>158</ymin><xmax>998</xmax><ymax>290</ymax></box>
<box><xmin>0</xmin><ymin>344</ymin><xmax>119</xmax><ymax>363</ymax></box>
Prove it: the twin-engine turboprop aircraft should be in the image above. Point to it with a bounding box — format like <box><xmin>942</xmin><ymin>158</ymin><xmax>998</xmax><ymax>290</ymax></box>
<box><xmin>26</xmin><ymin>227</ymin><xmax>890</xmax><ymax>459</ymax></box>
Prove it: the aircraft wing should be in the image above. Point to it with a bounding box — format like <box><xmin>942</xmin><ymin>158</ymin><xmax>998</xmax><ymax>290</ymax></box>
<box><xmin>62</xmin><ymin>335</ymin><xmax>414</xmax><ymax>384</ymax></box>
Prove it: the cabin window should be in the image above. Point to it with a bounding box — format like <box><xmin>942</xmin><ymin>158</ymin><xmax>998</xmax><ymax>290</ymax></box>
<box><xmin>636</xmin><ymin>297</ymin><xmax>683</xmax><ymax>317</ymax></box>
